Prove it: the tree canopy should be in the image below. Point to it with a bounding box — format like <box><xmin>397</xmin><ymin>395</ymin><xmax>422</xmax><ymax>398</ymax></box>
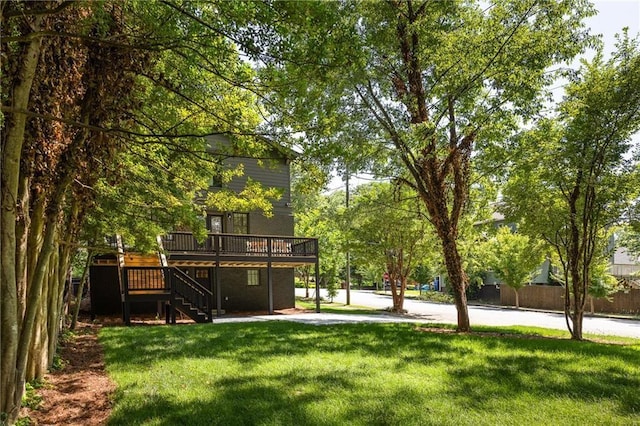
<box><xmin>253</xmin><ymin>0</ymin><xmax>594</xmax><ymax>331</ymax></box>
<box><xmin>1</xmin><ymin>1</ymin><xmax>284</xmax><ymax>421</ymax></box>
<box><xmin>502</xmin><ymin>32</ymin><xmax>640</xmax><ymax>339</ymax></box>
<box><xmin>347</xmin><ymin>182</ymin><xmax>439</xmax><ymax>311</ymax></box>
<box><xmin>483</xmin><ymin>226</ymin><xmax>546</xmax><ymax>308</ymax></box>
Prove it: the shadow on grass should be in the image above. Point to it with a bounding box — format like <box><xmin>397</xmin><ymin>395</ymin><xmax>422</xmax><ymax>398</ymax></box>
<box><xmin>100</xmin><ymin>322</ymin><xmax>640</xmax><ymax>424</ymax></box>
<box><xmin>100</xmin><ymin>322</ymin><xmax>463</xmax><ymax>371</ymax></box>
<box><xmin>108</xmin><ymin>384</ymin><xmax>318</xmax><ymax>426</ymax></box>
<box><xmin>441</xmin><ymin>334</ymin><xmax>640</xmax><ymax>416</ymax></box>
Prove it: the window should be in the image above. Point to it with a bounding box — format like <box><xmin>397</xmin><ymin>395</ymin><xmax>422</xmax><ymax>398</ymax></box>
<box><xmin>208</xmin><ymin>215</ymin><xmax>223</xmax><ymax>233</ymax></box>
<box><xmin>232</xmin><ymin>213</ymin><xmax>249</xmax><ymax>234</ymax></box>
<box><xmin>195</xmin><ymin>269</ymin><xmax>209</xmax><ymax>279</ymax></box>
<box><xmin>247</xmin><ymin>269</ymin><xmax>260</xmax><ymax>286</ymax></box>
<box><xmin>208</xmin><ymin>174</ymin><xmax>223</xmax><ymax>188</ymax></box>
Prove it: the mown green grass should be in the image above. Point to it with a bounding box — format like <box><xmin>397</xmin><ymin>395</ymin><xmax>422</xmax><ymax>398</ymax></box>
<box><xmin>100</xmin><ymin>321</ymin><xmax>640</xmax><ymax>426</ymax></box>
<box><xmin>376</xmin><ymin>289</ymin><xmax>455</xmax><ymax>304</ymax></box>
<box><xmin>296</xmin><ymin>297</ymin><xmax>381</xmax><ymax>315</ymax></box>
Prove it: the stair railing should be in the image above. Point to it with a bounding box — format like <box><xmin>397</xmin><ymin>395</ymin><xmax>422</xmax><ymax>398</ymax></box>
<box><xmin>171</xmin><ymin>268</ymin><xmax>213</xmax><ymax>321</ymax></box>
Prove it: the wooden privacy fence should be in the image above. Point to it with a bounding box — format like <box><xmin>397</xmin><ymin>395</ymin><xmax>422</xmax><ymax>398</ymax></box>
<box><xmin>500</xmin><ymin>285</ymin><xmax>640</xmax><ymax>315</ymax></box>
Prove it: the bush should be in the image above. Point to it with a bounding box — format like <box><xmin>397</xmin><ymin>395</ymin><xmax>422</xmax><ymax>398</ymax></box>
<box><xmin>22</xmin><ymin>380</ymin><xmax>44</xmax><ymax>410</ymax></box>
<box><xmin>414</xmin><ymin>291</ymin><xmax>454</xmax><ymax>304</ymax></box>
<box><xmin>326</xmin><ymin>280</ymin><xmax>339</xmax><ymax>302</ymax></box>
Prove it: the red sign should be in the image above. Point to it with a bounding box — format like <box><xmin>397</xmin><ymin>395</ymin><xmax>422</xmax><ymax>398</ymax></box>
<box><xmin>383</xmin><ymin>272</ymin><xmax>389</xmax><ymax>280</ymax></box>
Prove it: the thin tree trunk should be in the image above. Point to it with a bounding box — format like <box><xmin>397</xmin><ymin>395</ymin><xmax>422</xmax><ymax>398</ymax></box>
<box><xmin>0</xmin><ymin>16</ymin><xmax>44</xmax><ymax>421</ymax></box>
<box><xmin>24</xmin><ymin>196</ymin><xmax>47</xmax><ymax>322</ymax></box>
<box><xmin>47</xmin><ymin>248</ymin><xmax>64</xmax><ymax>367</ymax></box>
<box><xmin>71</xmin><ymin>250</ymin><xmax>93</xmax><ymax>330</ymax></box>
<box><xmin>17</xmin><ymin>218</ymin><xmax>56</xmax><ymax>385</ymax></box>
<box><xmin>572</xmin><ymin>309</ymin><xmax>584</xmax><ymax>340</ymax></box>
<box><xmin>30</xmin><ymin>268</ymin><xmax>49</xmax><ymax>380</ymax></box>
<box><xmin>515</xmin><ymin>289</ymin><xmax>520</xmax><ymax>309</ymax></box>
<box><xmin>16</xmin><ymin>173</ymin><xmax>32</xmax><ymax>323</ymax></box>
<box><xmin>441</xmin><ymin>235</ymin><xmax>470</xmax><ymax>332</ymax></box>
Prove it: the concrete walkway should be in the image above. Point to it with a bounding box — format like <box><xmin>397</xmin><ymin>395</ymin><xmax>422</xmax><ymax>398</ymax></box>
<box><xmin>212</xmin><ymin>312</ymin><xmax>419</xmax><ymax>326</ymax></box>
<box><xmin>240</xmin><ymin>288</ymin><xmax>640</xmax><ymax>338</ymax></box>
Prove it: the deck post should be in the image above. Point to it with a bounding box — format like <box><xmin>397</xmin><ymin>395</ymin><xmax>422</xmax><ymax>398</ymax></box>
<box><xmin>267</xmin><ymin>237</ymin><xmax>274</xmax><ymax>314</ymax></box>
<box><xmin>314</xmin><ymin>239</ymin><xmax>320</xmax><ymax>313</ymax></box>
<box><xmin>267</xmin><ymin>262</ymin><xmax>273</xmax><ymax>315</ymax></box>
<box><xmin>122</xmin><ymin>267</ymin><xmax>131</xmax><ymax>325</ymax></box>
<box><xmin>207</xmin><ymin>266</ymin><xmax>214</xmax><ymax>321</ymax></box>
<box><xmin>164</xmin><ymin>267</ymin><xmax>173</xmax><ymax>324</ymax></box>
<box><xmin>215</xmin><ymin>235</ymin><xmax>222</xmax><ymax>317</ymax></box>
<box><xmin>168</xmin><ymin>268</ymin><xmax>177</xmax><ymax>324</ymax></box>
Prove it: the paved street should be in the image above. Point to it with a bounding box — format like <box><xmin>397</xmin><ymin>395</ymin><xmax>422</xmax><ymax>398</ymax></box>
<box><xmin>295</xmin><ymin>288</ymin><xmax>640</xmax><ymax>338</ymax></box>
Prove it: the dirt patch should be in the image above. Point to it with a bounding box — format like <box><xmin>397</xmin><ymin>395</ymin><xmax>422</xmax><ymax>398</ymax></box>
<box><xmin>21</xmin><ymin>320</ymin><xmax>115</xmax><ymax>426</ymax></box>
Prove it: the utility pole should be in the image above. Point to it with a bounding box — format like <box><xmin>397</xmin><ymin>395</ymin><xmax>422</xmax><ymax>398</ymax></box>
<box><xmin>345</xmin><ymin>165</ymin><xmax>351</xmax><ymax>305</ymax></box>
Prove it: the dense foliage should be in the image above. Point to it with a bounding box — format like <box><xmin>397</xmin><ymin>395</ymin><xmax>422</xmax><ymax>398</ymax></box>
<box><xmin>502</xmin><ymin>34</ymin><xmax>640</xmax><ymax>339</ymax></box>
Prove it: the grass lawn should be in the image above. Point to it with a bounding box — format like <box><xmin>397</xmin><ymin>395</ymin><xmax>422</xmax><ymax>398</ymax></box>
<box><xmin>100</xmin><ymin>322</ymin><xmax>640</xmax><ymax>426</ymax></box>
<box><xmin>296</xmin><ymin>298</ymin><xmax>381</xmax><ymax>315</ymax></box>
<box><xmin>375</xmin><ymin>289</ymin><xmax>455</xmax><ymax>304</ymax></box>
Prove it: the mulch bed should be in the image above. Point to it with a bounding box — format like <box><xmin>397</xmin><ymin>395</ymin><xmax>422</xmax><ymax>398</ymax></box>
<box><xmin>21</xmin><ymin>320</ymin><xmax>115</xmax><ymax>426</ymax></box>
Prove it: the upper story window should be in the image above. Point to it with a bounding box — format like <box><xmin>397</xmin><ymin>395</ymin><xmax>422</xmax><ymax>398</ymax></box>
<box><xmin>232</xmin><ymin>213</ymin><xmax>249</xmax><ymax>234</ymax></box>
<box><xmin>208</xmin><ymin>215</ymin><xmax>223</xmax><ymax>233</ymax></box>
<box><xmin>208</xmin><ymin>174</ymin><xmax>223</xmax><ymax>188</ymax></box>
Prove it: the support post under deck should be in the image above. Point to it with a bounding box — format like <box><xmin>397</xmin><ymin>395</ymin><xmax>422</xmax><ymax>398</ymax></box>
<box><xmin>215</xmin><ymin>235</ymin><xmax>222</xmax><ymax>317</ymax></box>
<box><xmin>267</xmin><ymin>261</ymin><xmax>273</xmax><ymax>315</ymax></box>
<box><xmin>266</xmin><ymin>236</ymin><xmax>274</xmax><ymax>315</ymax></box>
<box><xmin>315</xmin><ymin>240</ymin><xmax>320</xmax><ymax>313</ymax></box>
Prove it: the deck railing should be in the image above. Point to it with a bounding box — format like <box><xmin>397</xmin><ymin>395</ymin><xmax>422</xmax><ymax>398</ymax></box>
<box><xmin>161</xmin><ymin>232</ymin><xmax>318</xmax><ymax>258</ymax></box>
<box><xmin>122</xmin><ymin>266</ymin><xmax>170</xmax><ymax>293</ymax></box>
<box><xmin>172</xmin><ymin>267</ymin><xmax>212</xmax><ymax>319</ymax></box>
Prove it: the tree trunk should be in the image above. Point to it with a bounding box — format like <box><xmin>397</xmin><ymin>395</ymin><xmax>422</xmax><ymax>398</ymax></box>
<box><xmin>515</xmin><ymin>289</ymin><xmax>520</xmax><ymax>309</ymax></box>
<box><xmin>16</xmin><ymin>173</ymin><xmax>32</xmax><ymax>323</ymax></box>
<box><xmin>0</xmin><ymin>16</ymin><xmax>44</xmax><ymax>421</ymax></box>
<box><xmin>571</xmin><ymin>308</ymin><xmax>584</xmax><ymax>340</ymax></box>
<box><xmin>27</xmin><ymin>274</ymin><xmax>48</xmax><ymax>381</ymax></box>
<box><xmin>17</xmin><ymin>218</ymin><xmax>56</xmax><ymax>384</ymax></box>
<box><xmin>48</xmin><ymin>248</ymin><xmax>65</xmax><ymax>368</ymax></box>
<box><xmin>441</xmin><ymin>235</ymin><xmax>470</xmax><ymax>332</ymax></box>
<box><xmin>71</xmin><ymin>250</ymin><xmax>93</xmax><ymax>330</ymax></box>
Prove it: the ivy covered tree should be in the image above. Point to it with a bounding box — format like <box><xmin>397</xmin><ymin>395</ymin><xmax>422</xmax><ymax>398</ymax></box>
<box><xmin>503</xmin><ymin>33</ymin><xmax>640</xmax><ymax>339</ymax></box>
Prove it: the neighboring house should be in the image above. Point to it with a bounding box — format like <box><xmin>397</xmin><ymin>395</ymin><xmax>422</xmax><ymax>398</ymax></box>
<box><xmin>90</xmin><ymin>135</ymin><xmax>319</xmax><ymax>324</ymax></box>
<box><xmin>609</xmin><ymin>243</ymin><xmax>640</xmax><ymax>288</ymax></box>
<box><xmin>480</xmin><ymin>211</ymin><xmax>639</xmax><ymax>287</ymax></box>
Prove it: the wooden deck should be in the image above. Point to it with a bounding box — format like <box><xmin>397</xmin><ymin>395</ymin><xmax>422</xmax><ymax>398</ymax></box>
<box><xmin>101</xmin><ymin>232</ymin><xmax>321</xmax><ymax>325</ymax></box>
<box><xmin>161</xmin><ymin>232</ymin><xmax>319</xmax><ymax>267</ymax></box>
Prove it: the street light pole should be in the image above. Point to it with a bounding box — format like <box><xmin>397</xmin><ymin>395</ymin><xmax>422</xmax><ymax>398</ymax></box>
<box><xmin>345</xmin><ymin>166</ymin><xmax>351</xmax><ymax>306</ymax></box>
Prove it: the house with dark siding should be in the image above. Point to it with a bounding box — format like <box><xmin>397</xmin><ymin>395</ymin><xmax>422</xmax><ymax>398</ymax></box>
<box><xmin>90</xmin><ymin>135</ymin><xmax>319</xmax><ymax>324</ymax></box>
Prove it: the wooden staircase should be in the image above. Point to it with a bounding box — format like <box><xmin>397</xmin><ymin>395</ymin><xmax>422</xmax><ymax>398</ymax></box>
<box><xmin>170</xmin><ymin>267</ymin><xmax>212</xmax><ymax>323</ymax></box>
<box><xmin>173</xmin><ymin>296</ymin><xmax>209</xmax><ymax>323</ymax></box>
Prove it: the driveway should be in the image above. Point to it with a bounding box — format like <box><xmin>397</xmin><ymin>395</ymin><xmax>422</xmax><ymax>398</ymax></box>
<box><xmin>294</xmin><ymin>288</ymin><xmax>640</xmax><ymax>338</ymax></box>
